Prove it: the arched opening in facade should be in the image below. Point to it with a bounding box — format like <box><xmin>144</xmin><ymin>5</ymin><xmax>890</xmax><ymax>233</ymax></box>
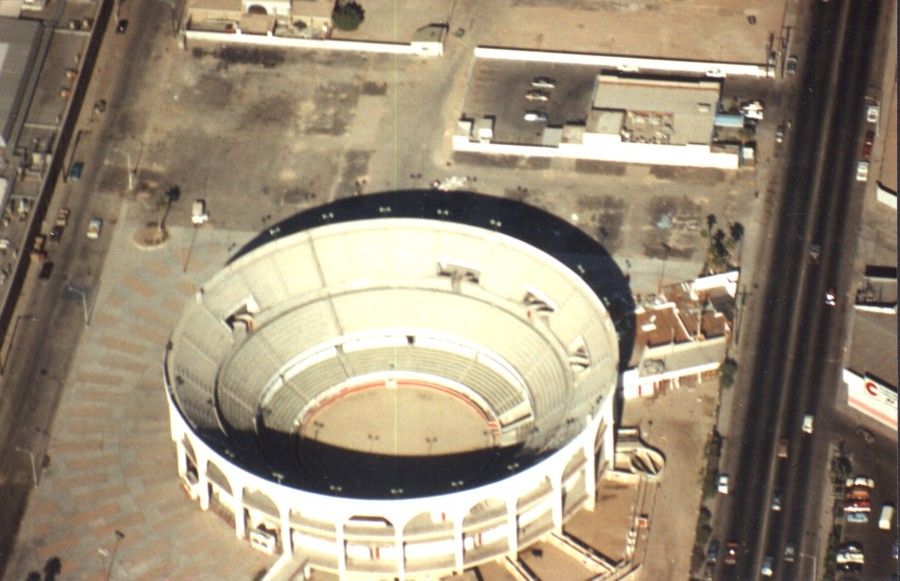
<box><xmin>247</xmin><ymin>4</ymin><xmax>268</xmax><ymax>15</ymax></box>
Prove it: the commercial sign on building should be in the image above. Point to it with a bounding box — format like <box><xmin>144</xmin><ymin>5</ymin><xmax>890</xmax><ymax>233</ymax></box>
<box><xmin>844</xmin><ymin>369</ymin><xmax>898</xmax><ymax>430</ymax></box>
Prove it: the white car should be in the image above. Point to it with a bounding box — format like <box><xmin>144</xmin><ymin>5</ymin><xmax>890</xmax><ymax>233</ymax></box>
<box><xmin>825</xmin><ymin>287</ymin><xmax>837</xmax><ymax>306</ymax></box>
<box><xmin>856</xmin><ymin>161</ymin><xmax>869</xmax><ymax>181</ymax></box>
<box><xmin>531</xmin><ymin>76</ymin><xmax>556</xmax><ymax>89</ymax></box>
<box><xmin>523</xmin><ymin>111</ymin><xmax>548</xmax><ymax>122</ymax></box>
<box><xmin>86</xmin><ymin>217</ymin><xmax>102</xmax><ymax>240</ymax></box>
<box><xmin>761</xmin><ymin>555</ymin><xmax>774</xmax><ymax>576</ymax></box>
<box><xmin>866</xmin><ymin>103</ymin><xmax>880</xmax><ymax>123</ymax></box>
<box><xmin>525</xmin><ymin>90</ymin><xmax>550</xmax><ymax>102</ymax></box>
<box><xmin>802</xmin><ymin>414</ymin><xmax>814</xmax><ymax>434</ymax></box>
<box><xmin>718</xmin><ymin>474</ymin><xmax>729</xmax><ymax>494</ymax></box>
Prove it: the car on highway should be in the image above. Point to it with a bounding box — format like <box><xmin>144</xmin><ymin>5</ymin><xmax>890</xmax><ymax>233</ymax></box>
<box><xmin>48</xmin><ymin>225</ymin><xmax>63</xmax><ymax>242</ymax></box>
<box><xmin>706</xmin><ymin>540</ymin><xmax>720</xmax><ymax>564</ymax></box>
<box><xmin>861</xmin><ymin>130</ymin><xmax>875</xmax><ymax>161</ymax></box>
<box><xmin>525</xmin><ymin>90</ymin><xmax>550</xmax><ymax>102</ymax></box>
<box><xmin>802</xmin><ymin>414</ymin><xmax>815</xmax><ymax>433</ymax></box>
<box><xmin>857</xmin><ymin>160</ymin><xmax>870</xmax><ymax>181</ymax></box>
<box><xmin>786</xmin><ymin>55</ymin><xmax>799</xmax><ymax>75</ymax></box>
<box><xmin>724</xmin><ymin>542</ymin><xmax>738</xmax><ymax>565</ymax></box>
<box><xmin>808</xmin><ymin>243</ymin><xmax>821</xmax><ymax>262</ymax></box>
<box><xmin>761</xmin><ymin>555</ymin><xmax>774</xmax><ymax>576</ymax></box>
<box><xmin>771</xmin><ymin>492</ymin><xmax>783</xmax><ymax>511</ymax></box>
<box><xmin>67</xmin><ymin>161</ymin><xmax>84</xmax><ymax>182</ymax></box>
<box><xmin>866</xmin><ymin>103</ymin><xmax>880</xmax><ymax>123</ymax></box>
<box><xmin>825</xmin><ymin>287</ymin><xmax>837</xmax><ymax>306</ymax></box>
<box><xmin>775</xmin><ymin>125</ymin><xmax>785</xmax><ymax>143</ymax></box>
<box><xmin>784</xmin><ymin>543</ymin><xmax>797</xmax><ymax>562</ymax></box>
<box><xmin>777</xmin><ymin>438</ymin><xmax>789</xmax><ymax>458</ymax></box>
<box><xmin>847</xmin><ymin>512</ymin><xmax>869</xmax><ymax>523</ymax></box>
<box><xmin>531</xmin><ymin>77</ymin><xmax>556</xmax><ymax>89</ymax></box>
<box><xmin>718</xmin><ymin>474</ymin><xmax>729</xmax><ymax>494</ymax></box>
<box><xmin>86</xmin><ymin>218</ymin><xmax>102</xmax><ymax>240</ymax></box>
<box><xmin>116</xmin><ymin>19</ymin><xmax>129</xmax><ymax>34</ymax></box>
<box><xmin>523</xmin><ymin>111</ymin><xmax>548</xmax><ymax>122</ymax></box>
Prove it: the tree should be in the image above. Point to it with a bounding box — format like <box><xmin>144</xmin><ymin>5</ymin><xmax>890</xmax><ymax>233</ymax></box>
<box><xmin>333</xmin><ymin>1</ymin><xmax>365</xmax><ymax>31</ymax></box>
<box><xmin>730</xmin><ymin>221</ymin><xmax>745</xmax><ymax>243</ymax></box>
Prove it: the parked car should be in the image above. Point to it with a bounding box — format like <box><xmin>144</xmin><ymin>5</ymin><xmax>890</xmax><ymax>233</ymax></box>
<box><xmin>706</xmin><ymin>540</ymin><xmax>720</xmax><ymax>564</ymax></box>
<box><xmin>857</xmin><ymin>160</ymin><xmax>870</xmax><ymax>181</ymax></box>
<box><xmin>38</xmin><ymin>261</ymin><xmax>54</xmax><ymax>280</ymax></box>
<box><xmin>847</xmin><ymin>512</ymin><xmax>870</xmax><ymax>523</ymax></box>
<box><xmin>856</xmin><ymin>427</ymin><xmax>875</xmax><ymax>444</ymax></box>
<box><xmin>523</xmin><ymin>111</ymin><xmax>548</xmax><ymax>122</ymax></box>
<box><xmin>116</xmin><ymin>19</ymin><xmax>129</xmax><ymax>34</ymax></box>
<box><xmin>866</xmin><ymin>103</ymin><xmax>880</xmax><ymax>123</ymax></box>
<box><xmin>786</xmin><ymin>55</ymin><xmax>799</xmax><ymax>75</ymax></box>
<box><xmin>525</xmin><ymin>89</ymin><xmax>550</xmax><ymax>102</ymax></box>
<box><xmin>718</xmin><ymin>474</ymin><xmax>729</xmax><ymax>494</ymax></box>
<box><xmin>825</xmin><ymin>287</ymin><xmax>837</xmax><ymax>306</ymax></box>
<box><xmin>67</xmin><ymin>161</ymin><xmax>84</xmax><ymax>182</ymax></box>
<box><xmin>531</xmin><ymin>76</ymin><xmax>556</xmax><ymax>89</ymax></box>
<box><xmin>48</xmin><ymin>225</ymin><xmax>63</xmax><ymax>242</ymax></box>
<box><xmin>775</xmin><ymin>125</ymin><xmax>785</xmax><ymax>143</ymax></box>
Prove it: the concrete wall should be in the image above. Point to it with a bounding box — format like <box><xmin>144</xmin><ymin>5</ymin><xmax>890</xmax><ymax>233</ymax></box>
<box><xmin>183</xmin><ymin>29</ymin><xmax>443</xmax><ymax>56</ymax></box>
<box><xmin>473</xmin><ymin>47</ymin><xmax>771</xmax><ymax>79</ymax></box>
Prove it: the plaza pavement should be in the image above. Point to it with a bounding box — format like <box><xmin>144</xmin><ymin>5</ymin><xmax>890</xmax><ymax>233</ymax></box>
<box><xmin>6</xmin><ymin>203</ymin><xmax>271</xmax><ymax>579</ymax></box>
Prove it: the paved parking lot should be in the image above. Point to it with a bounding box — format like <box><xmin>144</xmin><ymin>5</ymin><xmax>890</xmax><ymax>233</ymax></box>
<box><xmin>463</xmin><ymin>60</ymin><xmax>598</xmax><ymax>144</ymax></box>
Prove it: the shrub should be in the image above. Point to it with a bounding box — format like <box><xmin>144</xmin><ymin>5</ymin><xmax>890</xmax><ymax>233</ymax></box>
<box><xmin>332</xmin><ymin>1</ymin><xmax>364</xmax><ymax>31</ymax></box>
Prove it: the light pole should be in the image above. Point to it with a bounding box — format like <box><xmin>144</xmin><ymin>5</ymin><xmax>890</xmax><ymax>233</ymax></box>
<box><xmin>113</xmin><ymin>147</ymin><xmax>135</xmax><ymax>191</ymax></box>
<box><xmin>105</xmin><ymin>530</ymin><xmax>125</xmax><ymax>581</ymax></box>
<box><xmin>14</xmin><ymin>445</ymin><xmax>38</xmax><ymax>487</ymax></box>
<box><xmin>65</xmin><ymin>283</ymin><xmax>90</xmax><ymax>327</ymax></box>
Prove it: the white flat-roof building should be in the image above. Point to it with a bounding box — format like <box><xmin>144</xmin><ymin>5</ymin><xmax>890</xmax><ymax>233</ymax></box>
<box><xmin>165</xmin><ymin>191</ymin><xmax>631</xmax><ymax>579</ymax></box>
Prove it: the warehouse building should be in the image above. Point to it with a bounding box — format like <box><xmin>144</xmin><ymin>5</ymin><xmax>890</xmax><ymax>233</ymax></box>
<box><xmin>0</xmin><ymin>17</ymin><xmax>41</xmax><ymax>150</ymax></box>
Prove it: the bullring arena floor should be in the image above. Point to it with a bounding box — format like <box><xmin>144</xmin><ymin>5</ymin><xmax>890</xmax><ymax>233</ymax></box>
<box><xmin>303</xmin><ymin>381</ymin><xmax>496</xmax><ymax>456</ymax></box>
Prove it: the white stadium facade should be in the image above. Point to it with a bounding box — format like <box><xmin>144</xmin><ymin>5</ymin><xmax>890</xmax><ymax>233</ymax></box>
<box><xmin>164</xmin><ymin>191</ymin><xmax>635</xmax><ymax>578</ymax></box>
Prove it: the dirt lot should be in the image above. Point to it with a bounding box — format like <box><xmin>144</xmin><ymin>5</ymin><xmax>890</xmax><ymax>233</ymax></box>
<box><xmin>621</xmin><ymin>380</ymin><xmax>721</xmax><ymax>581</ymax></box>
<box><xmin>465</xmin><ymin>0</ymin><xmax>786</xmax><ymax>63</ymax></box>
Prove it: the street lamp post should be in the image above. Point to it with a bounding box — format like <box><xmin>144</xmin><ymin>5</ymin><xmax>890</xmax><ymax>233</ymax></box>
<box><xmin>65</xmin><ymin>283</ymin><xmax>90</xmax><ymax>327</ymax></box>
<box><xmin>105</xmin><ymin>530</ymin><xmax>125</xmax><ymax>581</ymax></box>
<box><xmin>14</xmin><ymin>446</ymin><xmax>38</xmax><ymax>487</ymax></box>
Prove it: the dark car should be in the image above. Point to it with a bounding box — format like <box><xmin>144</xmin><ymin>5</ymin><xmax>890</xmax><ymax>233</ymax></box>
<box><xmin>707</xmin><ymin>540</ymin><xmax>720</xmax><ymax>564</ymax></box>
<box><xmin>67</xmin><ymin>161</ymin><xmax>84</xmax><ymax>182</ymax></box>
<box><xmin>861</xmin><ymin>130</ymin><xmax>875</xmax><ymax>161</ymax></box>
<box><xmin>48</xmin><ymin>225</ymin><xmax>63</xmax><ymax>242</ymax></box>
<box><xmin>116</xmin><ymin>19</ymin><xmax>128</xmax><ymax>34</ymax></box>
<box><xmin>38</xmin><ymin>261</ymin><xmax>54</xmax><ymax>280</ymax></box>
<box><xmin>724</xmin><ymin>542</ymin><xmax>738</xmax><ymax>565</ymax></box>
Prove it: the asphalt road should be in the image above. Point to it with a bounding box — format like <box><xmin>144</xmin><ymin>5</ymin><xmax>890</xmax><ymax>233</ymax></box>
<box><xmin>713</xmin><ymin>1</ymin><xmax>884</xmax><ymax>580</ymax></box>
<box><xmin>0</xmin><ymin>0</ymin><xmax>173</xmax><ymax>573</ymax></box>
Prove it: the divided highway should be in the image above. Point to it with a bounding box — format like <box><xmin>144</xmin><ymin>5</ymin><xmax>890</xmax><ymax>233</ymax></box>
<box><xmin>714</xmin><ymin>1</ymin><xmax>883</xmax><ymax>580</ymax></box>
